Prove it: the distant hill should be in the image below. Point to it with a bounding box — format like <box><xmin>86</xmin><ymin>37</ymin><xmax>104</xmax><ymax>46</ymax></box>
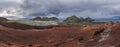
<box><xmin>94</xmin><ymin>16</ymin><xmax>120</xmax><ymax>22</ymax></box>
<box><xmin>0</xmin><ymin>17</ymin><xmax>8</xmax><ymax>22</ymax></box>
<box><xmin>112</xmin><ymin>16</ymin><xmax>120</xmax><ymax>19</ymax></box>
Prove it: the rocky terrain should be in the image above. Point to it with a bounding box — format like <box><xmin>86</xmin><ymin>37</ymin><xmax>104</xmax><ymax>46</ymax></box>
<box><xmin>0</xmin><ymin>22</ymin><xmax>119</xmax><ymax>47</ymax></box>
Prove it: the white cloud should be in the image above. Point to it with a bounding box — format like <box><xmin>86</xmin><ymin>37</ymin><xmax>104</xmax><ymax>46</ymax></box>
<box><xmin>0</xmin><ymin>0</ymin><xmax>120</xmax><ymax>19</ymax></box>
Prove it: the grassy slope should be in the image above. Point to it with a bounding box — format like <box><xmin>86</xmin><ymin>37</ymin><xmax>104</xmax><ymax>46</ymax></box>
<box><xmin>59</xmin><ymin>22</ymin><xmax>105</xmax><ymax>27</ymax></box>
<box><xmin>6</xmin><ymin>20</ymin><xmax>58</xmax><ymax>26</ymax></box>
<box><xmin>6</xmin><ymin>20</ymin><xmax>104</xmax><ymax>27</ymax></box>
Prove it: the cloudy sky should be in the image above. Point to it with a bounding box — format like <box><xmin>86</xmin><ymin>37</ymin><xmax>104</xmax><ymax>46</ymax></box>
<box><xmin>0</xmin><ymin>0</ymin><xmax>120</xmax><ymax>19</ymax></box>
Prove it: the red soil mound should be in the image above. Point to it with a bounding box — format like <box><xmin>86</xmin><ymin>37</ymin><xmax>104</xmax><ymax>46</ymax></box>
<box><xmin>0</xmin><ymin>22</ymin><xmax>119</xmax><ymax>47</ymax></box>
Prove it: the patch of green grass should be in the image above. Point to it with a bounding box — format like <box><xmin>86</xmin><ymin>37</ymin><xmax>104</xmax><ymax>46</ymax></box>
<box><xmin>6</xmin><ymin>20</ymin><xmax>58</xmax><ymax>26</ymax></box>
<box><xmin>59</xmin><ymin>22</ymin><xmax>105</xmax><ymax>27</ymax></box>
<box><xmin>6</xmin><ymin>20</ymin><xmax>104</xmax><ymax>27</ymax></box>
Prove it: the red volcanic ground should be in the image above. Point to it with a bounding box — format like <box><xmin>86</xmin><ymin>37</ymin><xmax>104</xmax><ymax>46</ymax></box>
<box><xmin>0</xmin><ymin>22</ymin><xmax>120</xmax><ymax>47</ymax></box>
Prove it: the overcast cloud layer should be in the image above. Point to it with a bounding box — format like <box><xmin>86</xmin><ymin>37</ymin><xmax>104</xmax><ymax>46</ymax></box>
<box><xmin>0</xmin><ymin>0</ymin><xmax>120</xmax><ymax>19</ymax></box>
